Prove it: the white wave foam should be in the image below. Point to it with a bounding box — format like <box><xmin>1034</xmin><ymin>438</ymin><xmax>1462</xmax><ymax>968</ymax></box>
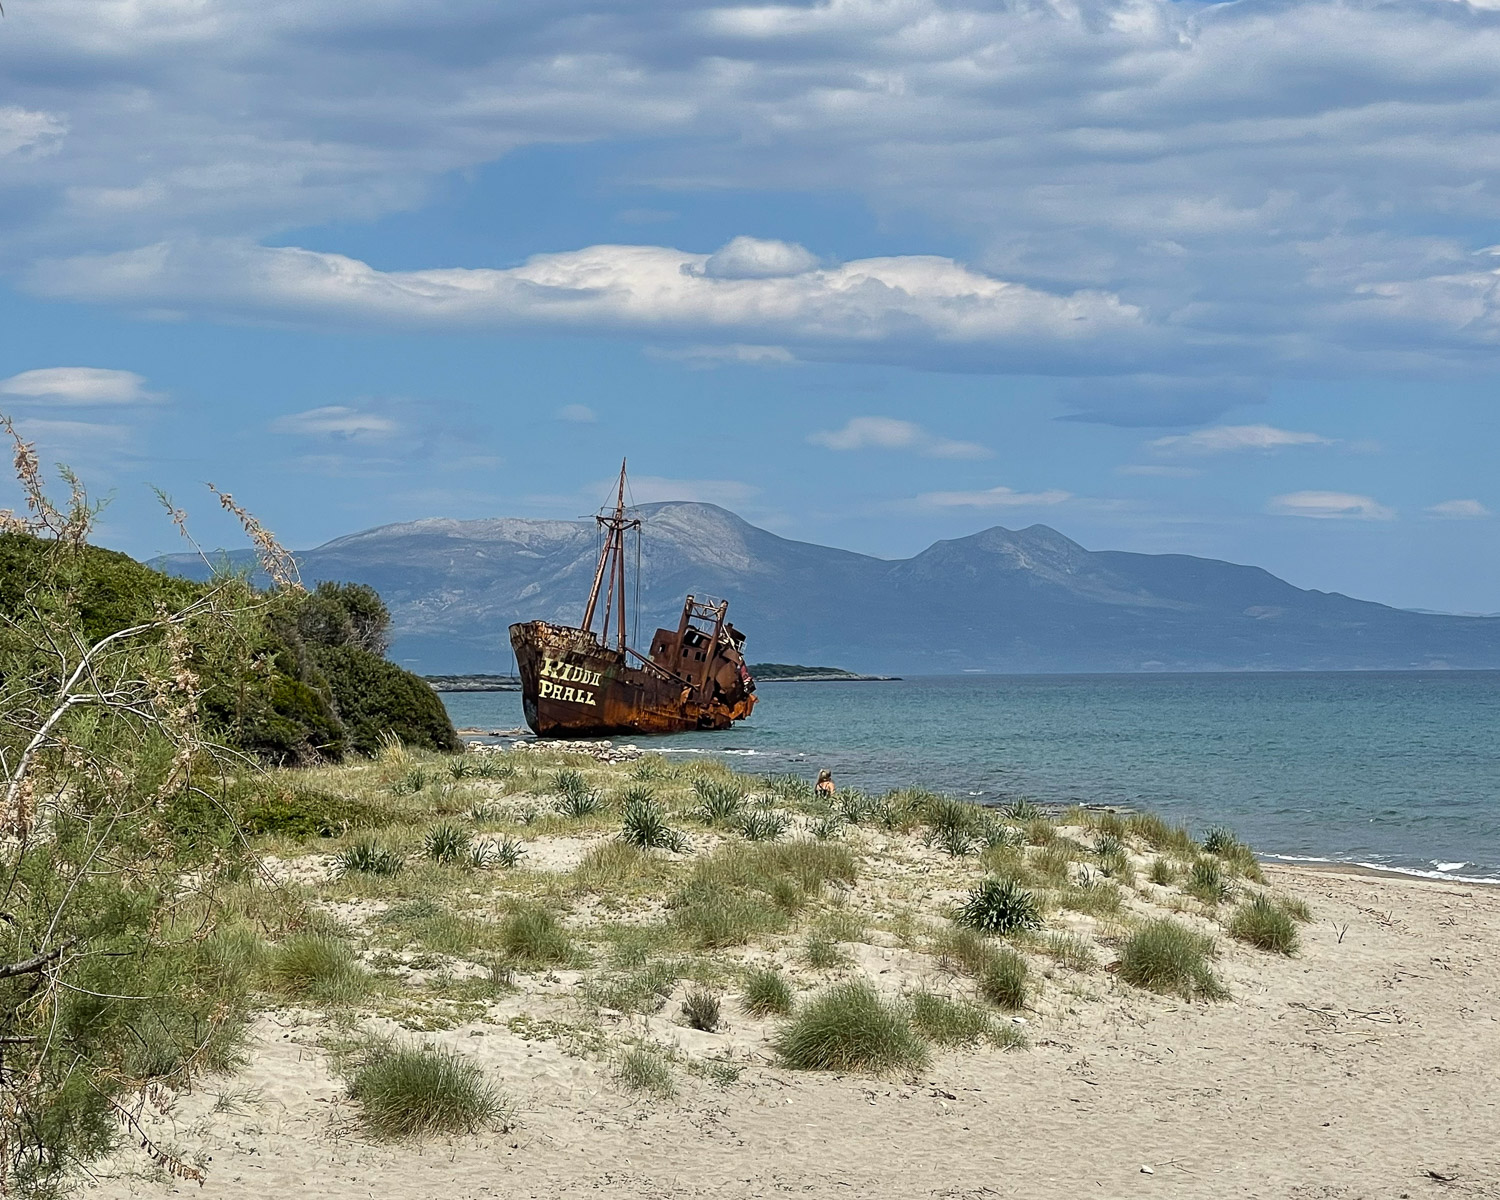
<box><xmin>1264</xmin><ymin>853</ymin><xmax>1499</xmax><ymax>885</ymax></box>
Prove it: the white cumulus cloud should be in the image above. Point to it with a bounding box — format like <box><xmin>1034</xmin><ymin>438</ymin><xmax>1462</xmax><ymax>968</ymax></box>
<box><xmin>808</xmin><ymin>417</ymin><xmax>990</xmax><ymax>460</ymax></box>
<box><xmin>701</xmin><ymin>237</ymin><xmax>818</xmax><ymax>280</ymax></box>
<box><xmin>914</xmin><ymin>485</ymin><xmax>1073</xmax><ymax>509</ymax></box>
<box><xmin>1268</xmin><ymin>491</ymin><xmax>1395</xmax><ymax>520</ymax></box>
<box><xmin>29</xmin><ymin>239</ymin><xmax>1144</xmax><ymax>373</ymax></box>
<box><xmin>1150</xmin><ymin>425</ymin><xmax>1334</xmax><ymax>456</ymax></box>
<box><xmin>0</xmin><ymin>367</ymin><xmax>160</xmax><ymax>406</ymax></box>
<box><xmin>269</xmin><ymin>406</ymin><xmax>397</xmax><ymax>438</ymax></box>
<box><xmin>1426</xmin><ymin>498</ymin><xmax>1491</xmax><ymax>518</ymax></box>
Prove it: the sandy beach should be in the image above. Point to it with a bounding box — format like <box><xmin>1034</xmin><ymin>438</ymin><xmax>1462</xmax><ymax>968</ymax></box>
<box><xmin>83</xmin><ymin>760</ymin><xmax>1500</xmax><ymax>1200</ymax></box>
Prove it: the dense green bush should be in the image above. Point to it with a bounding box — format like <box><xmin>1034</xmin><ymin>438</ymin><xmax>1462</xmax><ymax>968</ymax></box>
<box><xmin>311</xmin><ymin>643</ymin><xmax>460</xmax><ymax>755</ymax></box>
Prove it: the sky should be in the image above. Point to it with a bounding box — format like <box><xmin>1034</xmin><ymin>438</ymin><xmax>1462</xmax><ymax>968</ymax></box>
<box><xmin>1</xmin><ymin>0</ymin><xmax>1498</xmax><ymax>614</ymax></box>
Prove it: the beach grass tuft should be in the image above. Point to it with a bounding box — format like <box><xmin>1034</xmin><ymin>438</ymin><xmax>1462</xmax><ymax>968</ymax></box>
<box><xmin>773</xmin><ymin>980</ymin><xmax>929</xmax><ymax>1073</ymax></box>
<box><xmin>741</xmin><ymin>967</ymin><xmax>794</xmax><ymax>1017</ymax></box>
<box><xmin>1228</xmin><ymin>894</ymin><xmax>1300</xmax><ymax>954</ymax></box>
<box><xmin>422</xmin><ymin>822</ymin><xmax>472</xmax><ymax>865</ymax></box>
<box><xmin>1118</xmin><ymin>918</ymin><xmax>1228</xmax><ymax>1000</ymax></box>
<box><xmin>333</xmin><ymin>837</ymin><xmax>404</xmax><ymax>878</ymax></box>
<box><xmin>908</xmin><ymin>991</ymin><xmax>993</xmax><ymax>1046</ymax></box>
<box><xmin>615</xmin><ymin>1044</ymin><xmax>676</xmax><ymax>1098</ymax></box>
<box><xmin>976</xmin><ymin>946</ymin><xmax>1030</xmax><ymax>1011</ymax></box>
<box><xmin>1186</xmin><ymin>856</ymin><xmax>1234</xmax><ymax>905</ymax></box>
<box><xmin>347</xmin><ymin>1039</ymin><xmax>507</xmax><ymax>1139</ymax></box>
<box><xmin>619</xmin><ymin>794</ymin><xmax>689</xmax><ymax>853</ymax></box>
<box><xmin>267</xmin><ymin>934</ymin><xmax>370</xmax><ymax>1004</ymax></box>
<box><xmin>499</xmin><ymin>904</ymin><xmax>575</xmax><ymax>967</ymax></box>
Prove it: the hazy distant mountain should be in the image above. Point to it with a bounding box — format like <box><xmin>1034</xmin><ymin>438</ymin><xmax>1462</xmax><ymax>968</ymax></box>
<box><xmin>152</xmin><ymin>503</ymin><xmax>1500</xmax><ymax>674</ymax></box>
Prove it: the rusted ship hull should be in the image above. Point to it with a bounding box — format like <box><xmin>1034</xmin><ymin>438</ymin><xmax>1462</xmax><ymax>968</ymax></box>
<box><xmin>510</xmin><ymin>621</ymin><xmax>756</xmax><ymax>738</ymax></box>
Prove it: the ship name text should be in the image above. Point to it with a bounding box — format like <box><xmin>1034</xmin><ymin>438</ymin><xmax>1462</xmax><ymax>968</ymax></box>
<box><xmin>538</xmin><ymin>657</ymin><xmax>602</xmax><ymax>706</ymax></box>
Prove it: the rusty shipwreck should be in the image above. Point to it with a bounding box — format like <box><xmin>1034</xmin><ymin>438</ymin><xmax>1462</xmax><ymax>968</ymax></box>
<box><xmin>508</xmin><ymin>463</ymin><xmax>757</xmax><ymax>738</ymax></box>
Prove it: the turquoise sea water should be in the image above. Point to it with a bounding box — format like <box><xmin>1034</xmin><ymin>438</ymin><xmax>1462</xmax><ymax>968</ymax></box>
<box><xmin>440</xmin><ymin>672</ymin><xmax>1500</xmax><ymax>883</ymax></box>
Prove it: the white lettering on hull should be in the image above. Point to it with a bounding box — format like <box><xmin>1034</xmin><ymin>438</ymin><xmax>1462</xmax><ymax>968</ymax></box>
<box><xmin>537</xmin><ymin>656</ymin><xmax>603</xmax><ymax>706</ymax></box>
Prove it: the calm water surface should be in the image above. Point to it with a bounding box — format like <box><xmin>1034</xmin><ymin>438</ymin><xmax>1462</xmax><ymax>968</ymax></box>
<box><xmin>441</xmin><ymin>672</ymin><xmax>1500</xmax><ymax>882</ymax></box>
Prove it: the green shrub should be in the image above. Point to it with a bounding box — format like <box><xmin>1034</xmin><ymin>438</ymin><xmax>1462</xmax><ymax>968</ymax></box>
<box><xmin>976</xmin><ymin>947</ymin><xmax>1029</xmax><ymax>1011</ymax></box>
<box><xmin>808</xmin><ymin>813</ymin><xmax>845</xmax><ymax>840</ymax></box>
<box><xmin>681</xmin><ymin>989</ymin><xmax>722</xmax><ymax>1032</ymax></box>
<box><xmin>773</xmin><ymin>980</ymin><xmax>929</xmax><ymax>1073</ymax></box>
<box><xmin>333</xmin><ymin>838</ymin><xmax>404</xmax><ymax>878</ymax></box>
<box><xmin>932</xmin><ymin>825</ymin><xmax>975</xmax><ymax>858</ymax></box>
<box><xmin>312</xmin><ymin>643</ymin><xmax>461</xmax><ymax>755</ymax></box>
<box><xmin>738</xmin><ymin>809</ymin><xmax>790</xmax><ymax>842</ymax></box>
<box><xmin>241</xmin><ymin>785</ymin><xmax>391</xmax><ymax>839</ymax></box>
<box><xmin>954</xmin><ymin>878</ymin><xmax>1042</xmax><ymax>936</ymax></box>
<box><xmin>1228</xmin><ymin>894</ymin><xmax>1300</xmax><ymax>955</ymax></box>
<box><xmin>1118</xmin><ymin>919</ymin><xmax>1227</xmax><ymax>1000</ymax></box>
<box><xmin>764</xmin><ymin>774</ymin><xmax>815</xmax><ymax>805</ymax></box>
<box><xmin>1186</xmin><ymin>856</ymin><xmax>1233</xmax><ymax>905</ymax></box>
<box><xmin>422</xmin><ymin>822</ymin><xmax>472</xmax><ymax>865</ymax></box>
<box><xmin>346</xmin><ymin>1040</ymin><xmax>506</xmax><ymax>1138</ymax></box>
<box><xmin>908</xmin><ymin>991</ymin><xmax>992</xmax><ymax>1046</ymax></box>
<box><xmin>741</xmin><ymin>968</ymin><xmax>794</xmax><ymax>1017</ymax></box>
<box><xmin>1148</xmin><ymin>856</ymin><xmax>1176</xmax><ymax>886</ymax></box>
<box><xmin>619</xmin><ymin>795</ymin><xmax>688</xmax><ymax>852</ymax></box>
<box><xmin>267</xmin><ymin>935</ymin><xmax>370</xmax><ymax>1003</ymax></box>
<box><xmin>554</xmin><ymin>769</ymin><xmax>604</xmax><ymax>818</ymax></box>
<box><xmin>615</xmin><ymin>1045</ymin><xmax>675</xmax><ymax>1097</ymax></box>
<box><xmin>999</xmin><ymin>798</ymin><xmax>1042</xmax><ymax>821</ymax></box>
<box><xmin>499</xmin><ymin>905</ymin><xmax>574</xmax><ymax>967</ymax></box>
<box><xmin>692</xmin><ymin>777</ymin><xmax>746</xmax><ymax>824</ymax></box>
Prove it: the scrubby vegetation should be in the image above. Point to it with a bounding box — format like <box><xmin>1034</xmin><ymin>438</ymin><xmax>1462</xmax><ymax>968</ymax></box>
<box><xmin>343</xmin><ymin>1038</ymin><xmax>508</xmax><ymax>1138</ymax></box>
<box><xmin>1119</xmin><ymin>919</ymin><xmax>1228</xmax><ymax>1000</ymax></box>
<box><xmin>773</xmin><ymin>980</ymin><xmax>929</xmax><ymax>1073</ymax></box>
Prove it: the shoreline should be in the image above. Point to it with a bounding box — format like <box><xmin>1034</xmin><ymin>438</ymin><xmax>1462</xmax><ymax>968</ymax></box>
<box><xmin>1266</xmin><ymin>858</ymin><xmax>1500</xmax><ymax>889</ymax></box>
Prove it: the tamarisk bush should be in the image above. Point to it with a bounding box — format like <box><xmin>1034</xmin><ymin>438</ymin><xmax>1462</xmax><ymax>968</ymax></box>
<box><xmin>0</xmin><ymin>423</ymin><xmax>292</xmax><ymax>1195</ymax></box>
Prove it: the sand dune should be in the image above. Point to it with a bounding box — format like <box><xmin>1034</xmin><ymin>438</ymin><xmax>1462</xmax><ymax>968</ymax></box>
<box><xmin>84</xmin><ymin>863</ymin><xmax>1500</xmax><ymax>1200</ymax></box>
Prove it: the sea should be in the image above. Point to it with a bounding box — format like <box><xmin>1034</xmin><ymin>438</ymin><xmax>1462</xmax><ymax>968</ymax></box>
<box><xmin>440</xmin><ymin>671</ymin><xmax>1500</xmax><ymax>884</ymax></box>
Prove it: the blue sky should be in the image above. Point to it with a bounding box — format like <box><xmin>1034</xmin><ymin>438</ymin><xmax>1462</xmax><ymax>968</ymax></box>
<box><xmin>1</xmin><ymin>0</ymin><xmax>1498</xmax><ymax>613</ymax></box>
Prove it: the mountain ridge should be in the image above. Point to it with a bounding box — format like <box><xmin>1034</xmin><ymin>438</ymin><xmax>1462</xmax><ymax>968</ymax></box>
<box><xmin>151</xmin><ymin>502</ymin><xmax>1500</xmax><ymax>674</ymax></box>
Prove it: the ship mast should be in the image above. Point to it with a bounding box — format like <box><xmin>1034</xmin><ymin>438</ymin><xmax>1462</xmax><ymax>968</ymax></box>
<box><xmin>581</xmin><ymin>460</ymin><xmax>641</xmax><ymax>651</ymax></box>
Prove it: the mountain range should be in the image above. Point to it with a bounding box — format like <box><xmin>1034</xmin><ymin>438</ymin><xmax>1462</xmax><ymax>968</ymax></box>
<box><xmin>153</xmin><ymin>503</ymin><xmax>1500</xmax><ymax>674</ymax></box>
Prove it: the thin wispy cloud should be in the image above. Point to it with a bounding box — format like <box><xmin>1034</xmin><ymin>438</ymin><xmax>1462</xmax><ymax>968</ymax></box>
<box><xmin>269</xmin><ymin>406</ymin><xmax>397</xmax><ymax>439</ymax></box>
<box><xmin>1151</xmin><ymin>425</ymin><xmax>1334</xmax><ymax>457</ymax></box>
<box><xmin>1427</xmin><ymin>499</ymin><xmax>1491</xmax><ymax>519</ymax></box>
<box><xmin>556</xmin><ymin>405</ymin><xmax>597</xmax><ymax>424</ymax></box>
<box><xmin>0</xmin><ymin>367</ymin><xmax>160</xmax><ymax>406</ymax></box>
<box><xmin>913</xmin><ymin>485</ymin><xmax>1072</xmax><ymax>510</ymax></box>
<box><xmin>1268</xmin><ymin>491</ymin><xmax>1395</xmax><ymax>521</ymax></box>
<box><xmin>1117</xmin><ymin>465</ymin><xmax>1202</xmax><ymax>478</ymax></box>
<box><xmin>809</xmin><ymin>417</ymin><xmax>991</xmax><ymax>461</ymax></box>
